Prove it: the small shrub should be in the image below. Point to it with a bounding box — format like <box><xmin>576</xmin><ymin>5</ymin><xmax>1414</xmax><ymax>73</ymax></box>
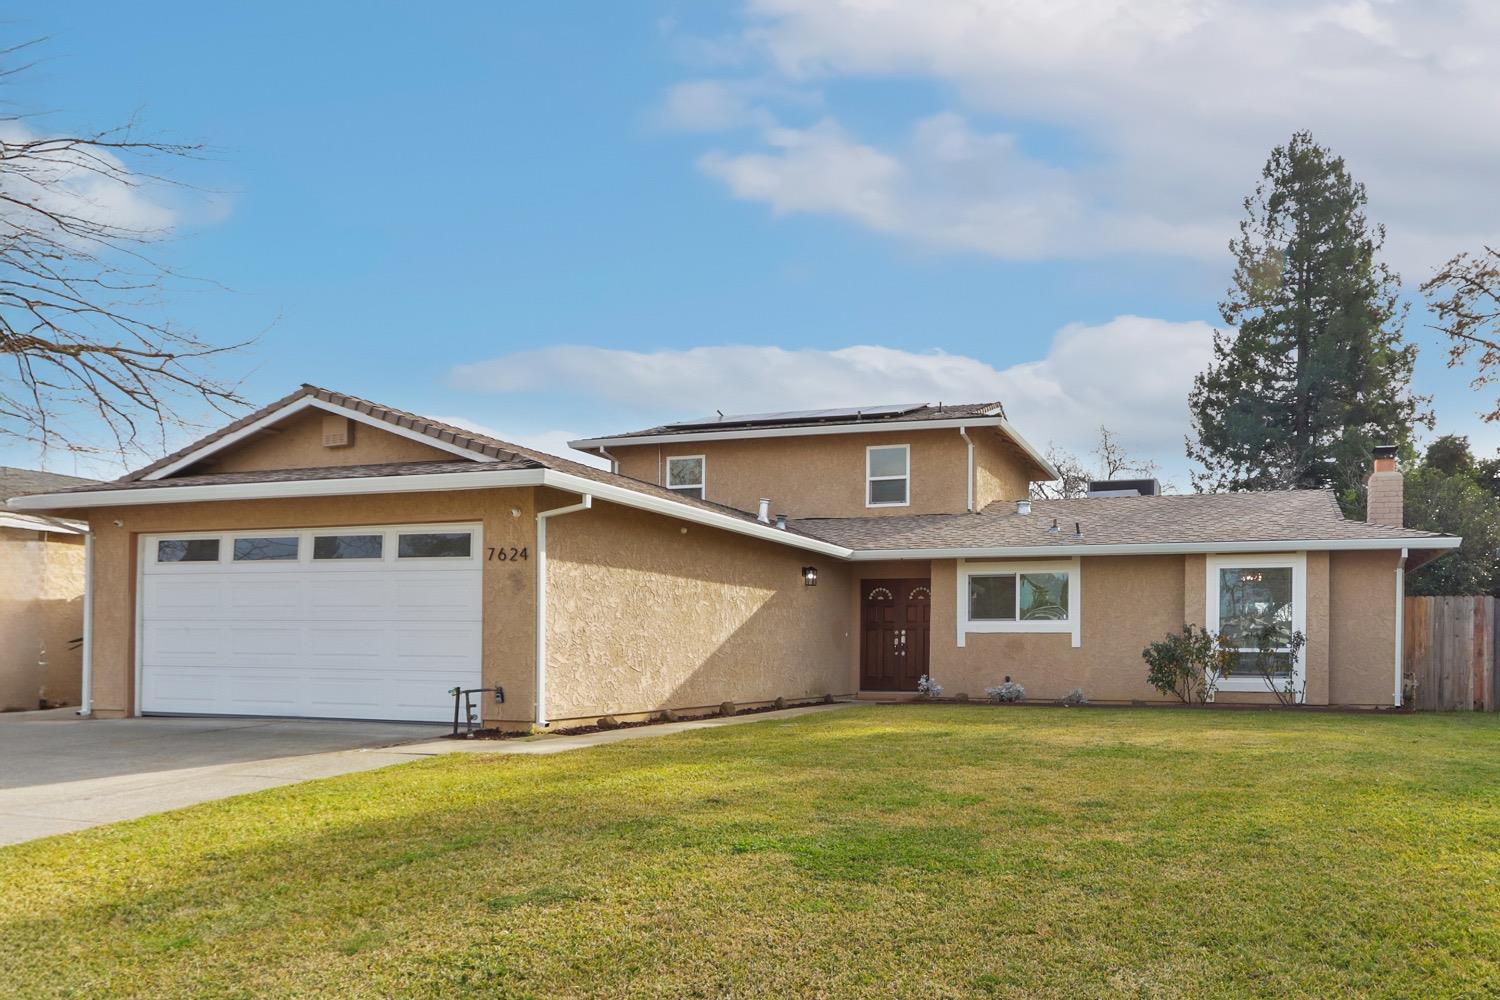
<box><xmin>822</xmin><ymin>693</ymin><xmax>836</xmax><ymax>704</ymax></box>
<box><xmin>718</xmin><ymin>701</ymin><xmax>737</xmax><ymax>717</ymax></box>
<box><xmin>596</xmin><ymin>715</ymin><xmax>620</xmax><ymax>730</ymax></box>
<box><xmin>1142</xmin><ymin>624</ymin><xmax>1235</xmax><ymax>704</ymax></box>
<box><xmin>654</xmin><ymin>708</ymin><xmax>678</xmax><ymax>724</ymax></box>
<box><xmin>1061</xmin><ymin>688</ymin><xmax>1087</xmax><ymax>707</ymax></box>
<box><xmin>916</xmin><ymin>674</ymin><xmax>944</xmax><ymax>699</ymax></box>
<box><xmin>1244</xmin><ymin>625</ymin><xmax>1308</xmax><ymax>706</ymax></box>
<box><xmin>772</xmin><ymin>696</ymin><xmax>787</xmax><ymax>710</ymax></box>
<box><xmin>985</xmin><ymin>681</ymin><xmax>1025</xmax><ymax>704</ymax></box>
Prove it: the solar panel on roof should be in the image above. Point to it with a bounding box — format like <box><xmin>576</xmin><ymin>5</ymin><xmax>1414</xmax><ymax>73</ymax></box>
<box><xmin>664</xmin><ymin>403</ymin><xmax>928</xmax><ymax>430</ymax></box>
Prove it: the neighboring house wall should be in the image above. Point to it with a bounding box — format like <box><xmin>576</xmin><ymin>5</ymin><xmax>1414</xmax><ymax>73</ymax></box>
<box><xmin>0</xmin><ymin>527</ymin><xmax>85</xmax><ymax>711</ymax></box>
<box><xmin>609</xmin><ymin>427</ymin><xmax>1035</xmax><ymax>519</ymax></box>
<box><xmin>871</xmin><ymin>551</ymin><xmax>1399</xmax><ymax>707</ymax></box>
<box><xmin>544</xmin><ymin>498</ymin><xmax>854</xmax><ymax>721</ymax></box>
<box><xmin>181</xmin><ymin>408</ymin><xmax>456</xmax><ymax>475</ymax></box>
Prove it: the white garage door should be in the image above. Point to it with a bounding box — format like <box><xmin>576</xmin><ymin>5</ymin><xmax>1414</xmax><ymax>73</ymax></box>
<box><xmin>139</xmin><ymin>522</ymin><xmax>482</xmax><ymax>722</ymax></box>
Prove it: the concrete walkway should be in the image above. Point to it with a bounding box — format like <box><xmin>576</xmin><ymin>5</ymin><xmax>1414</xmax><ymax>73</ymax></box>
<box><xmin>0</xmin><ymin>703</ymin><xmax>851</xmax><ymax>847</ymax></box>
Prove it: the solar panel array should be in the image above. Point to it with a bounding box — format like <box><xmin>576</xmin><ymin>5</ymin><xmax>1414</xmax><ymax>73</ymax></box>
<box><xmin>665</xmin><ymin>403</ymin><xmax>928</xmax><ymax>431</ymax></box>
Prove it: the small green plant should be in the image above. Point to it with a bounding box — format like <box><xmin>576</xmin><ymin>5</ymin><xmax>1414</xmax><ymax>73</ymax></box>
<box><xmin>1061</xmin><ymin>688</ymin><xmax>1087</xmax><ymax>707</ymax></box>
<box><xmin>1142</xmin><ymin>624</ymin><xmax>1236</xmax><ymax>704</ymax></box>
<box><xmin>772</xmin><ymin>696</ymin><xmax>787</xmax><ymax>710</ymax></box>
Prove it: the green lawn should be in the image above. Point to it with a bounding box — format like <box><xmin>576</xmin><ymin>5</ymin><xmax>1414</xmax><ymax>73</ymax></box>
<box><xmin>3</xmin><ymin>706</ymin><xmax>1498</xmax><ymax>999</ymax></box>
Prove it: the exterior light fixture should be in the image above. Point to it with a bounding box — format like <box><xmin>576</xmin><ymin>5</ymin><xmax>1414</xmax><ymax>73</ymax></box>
<box><xmin>801</xmin><ymin>565</ymin><xmax>818</xmax><ymax>587</ymax></box>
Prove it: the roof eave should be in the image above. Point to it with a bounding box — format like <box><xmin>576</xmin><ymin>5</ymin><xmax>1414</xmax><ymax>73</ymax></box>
<box><xmin>841</xmin><ymin>536</ymin><xmax>1462</xmax><ymax>560</ymax></box>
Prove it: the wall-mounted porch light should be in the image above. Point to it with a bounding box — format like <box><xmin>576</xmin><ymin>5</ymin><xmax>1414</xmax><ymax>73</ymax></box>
<box><xmin>801</xmin><ymin>565</ymin><xmax>818</xmax><ymax>587</ymax></box>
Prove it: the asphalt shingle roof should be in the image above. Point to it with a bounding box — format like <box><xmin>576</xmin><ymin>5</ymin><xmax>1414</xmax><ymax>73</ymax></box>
<box><xmin>793</xmin><ymin>491</ymin><xmax>1454</xmax><ymax>550</ymax></box>
<box><xmin>0</xmin><ymin>467</ymin><xmax>98</xmax><ymax>501</ymax></box>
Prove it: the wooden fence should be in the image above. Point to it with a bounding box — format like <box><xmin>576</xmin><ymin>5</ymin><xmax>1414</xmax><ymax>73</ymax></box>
<box><xmin>1404</xmin><ymin>596</ymin><xmax>1498</xmax><ymax>711</ymax></box>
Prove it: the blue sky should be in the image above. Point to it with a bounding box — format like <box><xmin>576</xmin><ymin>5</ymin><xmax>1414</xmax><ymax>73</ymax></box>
<box><xmin>6</xmin><ymin>2</ymin><xmax>1497</xmax><ymax>483</ymax></box>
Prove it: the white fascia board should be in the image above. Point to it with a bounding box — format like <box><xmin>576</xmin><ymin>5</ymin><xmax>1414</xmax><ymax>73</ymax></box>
<box><xmin>845</xmin><ymin>535</ymin><xmax>1462</xmax><ymax>560</ymax></box>
<box><xmin>7</xmin><ymin>469</ymin><xmax>549</xmax><ymax>510</ymax></box>
<box><xmin>0</xmin><ymin>512</ymin><xmax>84</xmax><ymax>534</ymax></box>
<box><xmin>569</xmin><ymin>416</ymin><xmax>1007</xmax><ymax>450</ymax></box>
<box><xmin>538</xmin><ymin>471</ymin><xmax>853</xmax><ymax>558</ymax></box>
<box><xmin>142</xmin><ymin>396</ymin><xmax>490</xmax><ymax>481</ymax></box>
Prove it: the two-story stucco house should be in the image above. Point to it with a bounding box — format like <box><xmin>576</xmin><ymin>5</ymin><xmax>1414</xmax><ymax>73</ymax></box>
<box><xmin>8</xmin><ymin>385</ymin><xmax>1458</xmax><ymax>727</ymax></box>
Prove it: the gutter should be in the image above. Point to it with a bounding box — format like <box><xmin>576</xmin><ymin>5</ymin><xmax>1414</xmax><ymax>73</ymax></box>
<box><xmin>1394</xmin><ymin>547</ymin><xmax>1407</xmax><ymax>708</ymax></box>
<box><xmin>959</xmin><ymin>426</ymin><xmax>975</xmax><ymax>512</ymax></box>
<box><xmin>843</xmin><ymin>536</ymin><xmax>1463</xmax><ymax>560</ymax></box>
<box><xmin>535</xmin><ymin>493</ymin><xmax>593</xmax><ymax>728</ymax></box>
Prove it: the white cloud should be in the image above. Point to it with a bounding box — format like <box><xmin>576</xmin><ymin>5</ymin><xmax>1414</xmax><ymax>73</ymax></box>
<box><xmin>428</xmin><ymin>416</ymin><xmax>610</xmax><ymax>469</ymax></box>
<box><xmin>449</xmin><ymin>315</ymin><xmax>1217</xmax><ymax>477</ymax></box>
<box><xmin>678</xmin><ymin>0</ymin><xmax>1500</xmax><ymax>271</ymax></box>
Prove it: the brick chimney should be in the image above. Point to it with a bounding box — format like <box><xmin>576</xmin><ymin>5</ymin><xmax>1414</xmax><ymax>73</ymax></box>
<box><xmin>1366</xmin><ymin>445</ymin><xmax>1403</xmax><ymax>527</ymax></box>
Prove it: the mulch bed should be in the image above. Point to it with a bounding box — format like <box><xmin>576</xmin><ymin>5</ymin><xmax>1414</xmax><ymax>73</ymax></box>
<box><xmin>447</xmin><ymin>699</ymin><xmax>833</xmax><ymax>740</ymax></box>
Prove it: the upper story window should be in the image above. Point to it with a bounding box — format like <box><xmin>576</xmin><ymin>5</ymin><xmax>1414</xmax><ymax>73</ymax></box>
<box><xmin>866</xmin><ymin>445</ymin><xmax>910</xmax><ymax>507</ymax></box>
<box><xmin>666</xmin><ymin>455</ymin><xmax>705</xmax><ymax>499</ymax></box>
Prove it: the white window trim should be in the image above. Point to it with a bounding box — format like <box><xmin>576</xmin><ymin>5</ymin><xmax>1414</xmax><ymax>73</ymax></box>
<box><xmin>1205</xmin><ymin>552</ymin><xmax>1307</xmax><ymax>698</ymax></box>
<box><xmin>866</xmin><ymin>443</ymin><xmax>911</xmax><ymax>509</ymax></box>
<box><xmin>665</xmin><ymin>454</ymin><xmax>706</xmax><ymax>498</ymax></box>
<box><xmin>145</xmin><ymin>522</ymin><xmax>483</xmax><ymax>573</ymax></box>
<box><xmin>957</xmin><ymin>557</ymin><xmax>1081</xmax><ymax>648</ymax></box>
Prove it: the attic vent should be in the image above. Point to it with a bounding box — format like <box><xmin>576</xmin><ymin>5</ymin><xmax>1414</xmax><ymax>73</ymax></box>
<box><xmin>322</xmin><ymin>414</ymin><xmax>352</xmax><ymax>448</ymax></box>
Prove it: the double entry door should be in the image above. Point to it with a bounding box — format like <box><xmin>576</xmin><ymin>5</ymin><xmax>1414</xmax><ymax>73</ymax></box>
<box><xmin>859</xmin><ymin>577</ymin><xmax>932</xmax><ymax>691</ymax></box>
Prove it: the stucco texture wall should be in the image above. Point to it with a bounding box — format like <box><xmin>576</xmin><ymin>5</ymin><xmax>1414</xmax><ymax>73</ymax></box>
<box><xmin>71</xmin><ymin>488</ymin><xmax>541</xmax><ymax>723</ymax></box>
<box><xmin>0</xmin><ymin>528</ymin><xmax>85</xmax><ymax>710</ymax></box>
<box><xmin>543</xmin><ymin>498</ymin><xmax>854</xmax><ymax>721</ymax></box>
<box><xmin>182</xmin><ymin>408</ymin><xmax>454</xmax><ymax>475</ymax></box>
<box><xmin>609</xmin><ymin>426</ymin><xmax>1035</xmax><ymax>519</ymax></box>
<box><xmin>908</xmin><ymin>550</ymin><xmax>1396</xmax><ymax>707</ymax></box>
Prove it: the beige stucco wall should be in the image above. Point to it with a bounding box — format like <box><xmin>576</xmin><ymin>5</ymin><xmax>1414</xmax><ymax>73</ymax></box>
<box><xmin>71</xmin><ymin>488</ymin><xmax>541</xmax><ymax>724</ymax></box>
<box><xmin>184</xmin><ymin>407</ymin><xmax>454</xmax><ymax>475</ymax></box>
<box><xmin>862</xmin><ymin>549</ymin><xmax>1397</xmax><ymax>707</ymax></box>
<box><xmin>544</xmin><ymin>497</ymin><xmax>854</xmax><ymax>721</ymax></box>
<box><xmin>608</xmin><ymin>426</ymin><xmax>1037</xmax><ymax>519</ymax></box>
<box><xmin>1328</xmin><ymin>549</ymin><xmax>1401</xmax><ymax>707</ymax></box>
<box><xmin>0</xmin><ymin>528</ymin><xmax>85</xmax><ymax>711</ymax></box>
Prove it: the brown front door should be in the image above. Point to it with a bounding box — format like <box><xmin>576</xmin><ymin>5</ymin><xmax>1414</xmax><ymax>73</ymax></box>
<box><xmin>860</xmin><ymin>578</ymin><xmax>932</xmax><ymax>691</ymax></box>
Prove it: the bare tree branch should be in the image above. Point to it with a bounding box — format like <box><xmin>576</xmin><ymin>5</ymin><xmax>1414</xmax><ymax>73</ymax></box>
<box><xmin>1422</xmin><ymin>245</ymin><xmax>1500</xmax><ymax>422</ymax></box>
<box><xmin>0</xmin><ymin>41</ymin><xmax>248</xmax><ymax>460</ymax></box>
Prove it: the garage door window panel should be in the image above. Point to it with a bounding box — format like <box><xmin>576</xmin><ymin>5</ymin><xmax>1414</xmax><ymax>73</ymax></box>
<box><xmin>157</xmin><ymin>538</ymin><xmax>220</xmax><ymax>563</ymax></box>
<box><xmin>313</xmin><ymin>534</ymin><xmax>384</xmax><ymax>560</ymax></box>
<box><xmin>398</xmin><ymin>532</ymin><xmax>472</xmax><ymax>559</ymax></box>
<box><xmin>232</xmin><ymin>536</ymin><xmax>299</xmax><ymax>561</ymax></box>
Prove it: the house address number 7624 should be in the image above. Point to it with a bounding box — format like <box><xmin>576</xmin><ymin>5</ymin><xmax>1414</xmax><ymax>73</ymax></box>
<box><xmin>487</xmin><ymin>546</ymin><xmax>528</xmax><ymax>561</ymax></box>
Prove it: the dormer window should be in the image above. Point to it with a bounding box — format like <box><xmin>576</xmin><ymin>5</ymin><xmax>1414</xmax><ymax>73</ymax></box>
<box><xmin>666</xmin><ymin>455</ymin><xmax>706</xmax><ymax>499</ymax></box>
<box><xmin>866</xmin><ymin>444</ymin><xmax>910</xmax><ymax>507</ymax></box>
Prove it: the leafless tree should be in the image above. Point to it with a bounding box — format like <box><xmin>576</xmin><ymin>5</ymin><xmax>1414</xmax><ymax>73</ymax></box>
<box><xmin>1422</xmin><ymin>245</ymin><xmax>1500</xmax><ymax>422</ymax></box>
<box><xmin>1032</xmin><ymin>426</ymin><xmax>1166</xmax><ymax>499</ymax></box>
<box><xmin>0</xmin><ymin>39</ymin><xmax>247</xmax><ymax>459</ymax></box>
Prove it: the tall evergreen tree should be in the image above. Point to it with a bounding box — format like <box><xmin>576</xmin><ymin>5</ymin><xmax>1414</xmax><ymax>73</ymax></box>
<box><xmin>1187</xmin><ymin>132</ymin><xmax>1428</xmax><ymax>502</ymax></box>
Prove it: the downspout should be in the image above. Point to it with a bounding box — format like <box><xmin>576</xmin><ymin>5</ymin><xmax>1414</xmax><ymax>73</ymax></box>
<box><xmin>596</xmin><ymin>446</ymin><xmax>618</xmax><ymax>475</ymax></box>
<box><xmin>535</xmin><ymin>493</ymin><xmax>592</xmax><ymax>728</ymax></box>
<box><xmin>1394</xmin><ymin>546</ymin><xmax>1407</xmax><ymax>708</ymax></box>
<box><xmin>959</xmin><ymin>426</ymin><xmax>974</xmax><ymax>512</ymax></box>
<box><xmin>79</xmin><ymin>531</ymin><xmax>93</xmax><ymax>717</ymax></box>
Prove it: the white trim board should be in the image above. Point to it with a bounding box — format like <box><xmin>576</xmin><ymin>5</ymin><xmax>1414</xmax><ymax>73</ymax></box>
<box><xmin>846</xmin><ymin>536</ymin><xmax>1460</xmax><ymax>560</ymax></box>
<box><xmin>956</xmin><ymin>557</ymin><xmax>1082</xmax><ymax>648</ymax></box>
<box><xmin>142</xmin><ymin>396</ymin><xmax>492</xmax><ymax>481</ymax></box>
<box><xmin>1205</xmin><ymin>552</ymin><xmax>1308</xmax><ymax>698</ymax></box>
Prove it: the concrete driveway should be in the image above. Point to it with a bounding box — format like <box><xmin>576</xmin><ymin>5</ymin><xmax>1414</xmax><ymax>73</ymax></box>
<box><xmin>0</xmin><ymin>711</ymin><xmax>446</xmax><ymax>846</ymax></box>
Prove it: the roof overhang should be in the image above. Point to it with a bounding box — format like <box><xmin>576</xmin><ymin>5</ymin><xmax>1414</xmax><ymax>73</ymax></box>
<box><xmin>0</xmin><ymin>512</ymin><xmax>84</xmax><ymax>534</ymax></box>
<box><xmin>7</xmin><ymin>468</ymin><xmax>854</xmax><ymax>559</ymax></box>
<box><xmin>570</xmin><ymin>415</ymin><xmax>1060</xmax><ymax>481</ymax></box>
<box><xmin>844</xmin><ymin>536</ymin><xmax>1462</xmax><ymax>560</ymax></box>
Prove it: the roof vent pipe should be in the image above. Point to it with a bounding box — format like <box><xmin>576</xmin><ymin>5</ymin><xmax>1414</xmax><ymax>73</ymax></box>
<box><xmin>1074</xmin><ymin>521</ymin><xmax>1083</xmax><ymax>538</ymax></box>
<box><xmin>775</xmin><ymin>513</ymin><xmax>788</xmax><ymax>530</ymax></box>
<box><xmin>757</xmin><ymin>498</ymin><xmax>772</xmax><ymax>524</ymax></box>
<box><xmin>1016</xmin><ymin>499</ymin><xmax>1032</xmax><ymax>515</ymax></box>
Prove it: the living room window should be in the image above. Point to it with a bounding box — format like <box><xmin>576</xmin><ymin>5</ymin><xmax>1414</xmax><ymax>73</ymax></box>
<box><xmin>666</xmin><ymin>456</ymin><xmax>705</xmax><ymax>499</ymax></box>
<box><xmin>866</xmin><ymin>444</ymin><xmax>910</xmax><ymax>507</ymax></box>
<box><xmin>1206</xmin><ymin>553</ymin><xmax>1307</xmax><ymax>696</ymax></box>
<box><xmin>958</xmin><ymin>559</ymin><xmax>1080</xmax><ymax>647</ymax></box>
